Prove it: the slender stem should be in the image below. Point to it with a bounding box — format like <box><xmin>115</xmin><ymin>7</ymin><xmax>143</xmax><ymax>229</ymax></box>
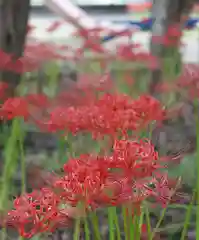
<box><xmin>90</xmin><ymin>212</ymin><xmax>101</xmax><ymax>240</ymax></box>
<box><xmin>180</xmin><ymin>191</ymin><xmax>195</xmax><ymax>240</ymax></box>
<box><xmin>0</xmin><ymin>119</ymin><xmax>19</xmax><ymax>209</ymax></box>
<box><xmin>18</xmin><ymin>122</ymin><xmax>26</xmax><ymax>193</ymax></box>
<box><xmin>0</xmin><ymin>119</ymin><xmax>20</xmax><ymax>240</ymax></box>
<box><xmin>128</xmin><ymin>204</ymin><xmax>136</xmax><ymax>240</ymax></box>
<box><xmin>108</xmin><ymin>207</ymin><xmax>116</xmax><ymax>240</ymax></box>
<box><xmin>113</xmin><ymin>208</ymin><xmax>121</xmax><ymax>240</ymax></box>
<box><xmin>84</xmin><ymin>217</ymin><xmax>90</xmax><ymax>240</ymax></box>
<box><xmin>150</xmin><ymin>207</ymin><xmax>167</xmax><ymax>240</ymax></box>
<box><xmin>73</xmin><ymin>217</ymin><xmax>81</xmax><ymax>240</ymax></box>
<box><xmin>144</xmin><ymin>206</ymin><xmax>152</xmax><ymax>239</ymax></box>
<box><xmin>122</xmin><ymin>206</ymin><xmax>129</xmax><ymax>240</ymax></box>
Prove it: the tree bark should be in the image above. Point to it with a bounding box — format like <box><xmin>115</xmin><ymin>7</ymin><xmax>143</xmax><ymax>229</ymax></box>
<box><xmin>149</xmin><ymin>0</ymin><xmax>169</xmax><ymax>97</ymax></box>
<box><xmin>0</xmin><ymin>0</ymin><xmax>30</xmax><ymax>97</ymax></box>
<box><xmin>150</xmin><ymin>0</ymin><xmax>196</xmax><ymax>97</ymax></box>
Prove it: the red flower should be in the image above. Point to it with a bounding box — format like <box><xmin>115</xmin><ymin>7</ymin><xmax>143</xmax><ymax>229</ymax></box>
<box><xmin>117</xmin><ymin>43</ymin><xmax>136</xmax><ymax>61</ymax></box>
<box><xmin>0</xmin><ymin>97</ymin><xmax>29</xmax><ymax>120</ymax></box>
<box><xmin>88</xmin><ymin>93</ymin><xmax>140</xmax><ymax>138</ymax></box>
<box><xmin>112</xmin><ymin>139</ymin><xmax>160</xmax><ymax>179</ymax></box>
<box><xmin>132</xmin><ymin>95</ymin><xmax>165</xmax><ymax>129</ymax></box>
<box><xmin>54</xmin><ymin>154</ymin><xmax>110</xmax><ymax>207</ymax></box>
<box><xmin>46</xmin><ymin>106</ymin><xmax>88</xmax><ymax>134</ymax></box>
<box><xmin>53</xmin><ymin>139</ymin><xmax>164</xmax><ymax>209</ymax></box>
<box><xmin>44</xmin><ymin>93</ymin><xmax>164</xmax><ymax>138</ymax></box>
<box><xmin>5</xmin><ymin>188</ymin><xmax>69</xmax><ymax>238</ymax></box>
<box><xmin>26</xmin><ymin>94</ymin><xmax>50</xmax><ymax>108</ymax></box>
<box><xmin>46</xmin><ymin>20</ymin><xmax>63</xmax><ymax>32</ymax></box>
<box><xmin>151</xmin><ymin>173</ymin><xmax>175</xmax><ymax>207</ymax></box>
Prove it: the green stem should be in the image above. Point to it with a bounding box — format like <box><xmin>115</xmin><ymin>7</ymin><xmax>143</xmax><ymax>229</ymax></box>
<box><xmin>73</xmin><ymin>217</ymin><xmax>81</xmax><ymax>240</ymax></box>
<box><xmin>0</xmin><ymin>119</ymin><xmax>20</xmax><ymax>209</ymax></box>
<box><xmin>84</xmin><ymin>217</ymin><xmax>90</xmax><ymax>240</ymax></box>
<box><xmin>127</xmin><ymin>204</ymin><xmax>136</xmax><ymax>240</ymax></box>
<box><xmin>18</xmin><ymin>123</ymin><xmax>26</xmax><ymax>193</ymax></box>
<box><xmin>113</xmin><ymin>208</ymin><xmax>121</xmax><ymax>240</ymax></box>
<box><xmin>108</xmin><ymin>207</ymin><xmax>116</xmax><ymax>240</ymax></box>
<box><xmin>180</xmin><ymin>191</ymin><xmax>195</xmax><ymax>240</ymax></box>
<box><xmin>150</xmin><ymin>207</ymin><xmax>167</xmax><ymax>240</ymax></box>
<box><xmin>90</xmin><ymin>212</ymin><xmax>101</xmax><ymax>240</ymax></box>
<box><xmin>122</xmin><ymin>206</ymin><xmax>129</xmax><ymax>240</ymax></box>
<box><xmin>144</xmin><ymin>206</ymin><xmax>152</xmax><ymax>239</ymax></box>
<box><xmin>0</xmin><ymin>119</ymin><xmax>21</xmax><ymax>240</ymax></box>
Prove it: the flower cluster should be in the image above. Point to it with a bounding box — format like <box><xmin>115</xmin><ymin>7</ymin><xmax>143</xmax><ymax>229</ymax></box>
<box><xmin>0</xmin><ymin>90</ymin><xmax>165</xmax><ymax>139</ymax></box>
<box><xmin>5</xmin><ymin>139</ymin><xmax>171</xmax><ymax>238</ymax></box>
<box><xmin>45</xmin><ymin>93</ymin><xmax>165</xmax><ymax>138</ymax></box>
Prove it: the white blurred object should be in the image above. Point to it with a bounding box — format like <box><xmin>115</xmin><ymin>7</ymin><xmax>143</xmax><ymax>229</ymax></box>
<box><xmin>45</xmin><ymin>0</ymin><xmax>97</xmax><ymax>29</ymax></box>
<box><xmin>31</xmin><ymin>0</ymin><xmax>44</xmax><ymax>6</ymax></box>
<box><xmin>44</xmin><ymin>0</ymin><xmax>135</xmax><ymax>31</ymax></box>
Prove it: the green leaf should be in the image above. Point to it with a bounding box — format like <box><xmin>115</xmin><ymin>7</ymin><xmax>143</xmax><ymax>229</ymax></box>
<box><xmin>168</xmin><ymin>154</ymin><xmax>197</xmax><ymax>187</ymax></box>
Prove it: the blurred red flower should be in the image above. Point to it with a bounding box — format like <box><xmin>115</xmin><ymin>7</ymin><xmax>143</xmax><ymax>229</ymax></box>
<box><xmin>0</xmin><ymin>97</ymin><xmax>29</xmax><ymax>120</ymax></box>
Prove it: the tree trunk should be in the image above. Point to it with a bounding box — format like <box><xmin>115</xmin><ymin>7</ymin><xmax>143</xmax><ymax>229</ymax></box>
<box><xmin>149</xmin><ymin>0</ymin><xmax>170</xmax><ymax>97</ymax></box>
<box><xmin>150</xmin><ymin>0</ymin><xmax>196</xmax><ymax>96</ymax></box>
<box><xmin>0</xmin><ymin>0</ymin><xmax>30</xmax><ymax>97</ymax></box>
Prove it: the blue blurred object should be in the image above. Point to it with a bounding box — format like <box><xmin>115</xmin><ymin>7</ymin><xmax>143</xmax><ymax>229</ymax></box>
<box><xmin>101</xmin><ymin>18</ymin><xmax>199</xmax><ymax>43</ymax></box>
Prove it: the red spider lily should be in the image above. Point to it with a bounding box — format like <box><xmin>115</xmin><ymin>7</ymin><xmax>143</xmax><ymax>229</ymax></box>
<box><xmin>0</xmin><ymin>97</ymin><xmax>29</xmax><ymax>120</ymax></box>
<box><xmin>132</xmin><ymin>95</ymin><xmax>165</xmax><ymax>129</ymax></box>
<box><xmin>96</xmin><ymin>171</ymin><xmax>154</xmax><ymax>208</ymax></box>
<box><xmin>26</xmin><ymin>94</ymin><xmax>50</xmax><ymax>108</ymax></box>
<box><xmin>82</xmin><ymin>39</ymin><xmax>105</xmax><ymax>54</ymax></box>
<box><xmin>73</xmin><ymin>28</ymin><xmax>90</xmax><ymax>38</ymax></box>
<box><xmin>45</xmin><ymin>93</ymin><xmax>164</xmax><ymax>138</ymax></box>
<box><xmin>116</xmin><ymin>43</ymin><xmax>136</xmax><ymax>61</ymax></box>
<box><xmin>151</xmin><ymin>24</ymin><xmax>182</xmax><ymax>47</ymax></box>
<box><xmin>45</xmin><ymin>106</ymin><xmax>89</xmax><ymax>134</ymax></box>
<box><xmin>46</xmin><ymin>20</ymin><xmax>63</xmax><ymax>32</ymax></box>
<box><xmin>6</xmin><ymin>138</ymin><xmax>169</xmax><ymax>238</ymax></box>
<box><xmin>176</xmin><ymin>64</ymin><xmax>199</xmax><ymax>99</ymax></box>
<box><xmin>74</xmin><ymin>27</ymin><xmax>106</xmax><ymax>54</ymax></box>
<box><xmin>87</xmin><ymin>94</ymin><xmax>139</xmax><ymax>138</ymax></box>
<box><xmin>167</xmin><ymin>24</ymin><xmax>182</xmax><ymax>39</ymax></box>
<box><xmin>54</xmin><ymin>139</ymin><xmax>164</xmax><ymax>208</ymax></box>
<box><xmin>24</xmin><ymin>43</ymin><xmax>65</xmax><ymax>65</ymax></box>
<box><xmin>54</xmin><ymin>154</ymin><xmax>111</xmax><ymax>207</ymax></box>
<box><xmin>15</xmin><ymin>56</ymin><xmax>39</xmax><ymax>73</ymax></box>
<box><xmin>0</xmin><ymin>50</ymin><xmax>38</xmax><ymax>74</ymax></box>
<box><xmin>116</xmin><ymin>43</ymin><xmax>153</xmax><ymax>64</ymax></box>
<box><xmin>5</xmin><ymin>188</ymin><xmax>69</xmax><ymax>238</ymax></box>
<box><xmin>150</xmin><ymin>173</ymin><xmax>178</xmax><ymax>207</ymax></box>
<box><xmin>112</xmin><ymin>139</ymin><xmax>160</xmax><ymax>179</ymax></box>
